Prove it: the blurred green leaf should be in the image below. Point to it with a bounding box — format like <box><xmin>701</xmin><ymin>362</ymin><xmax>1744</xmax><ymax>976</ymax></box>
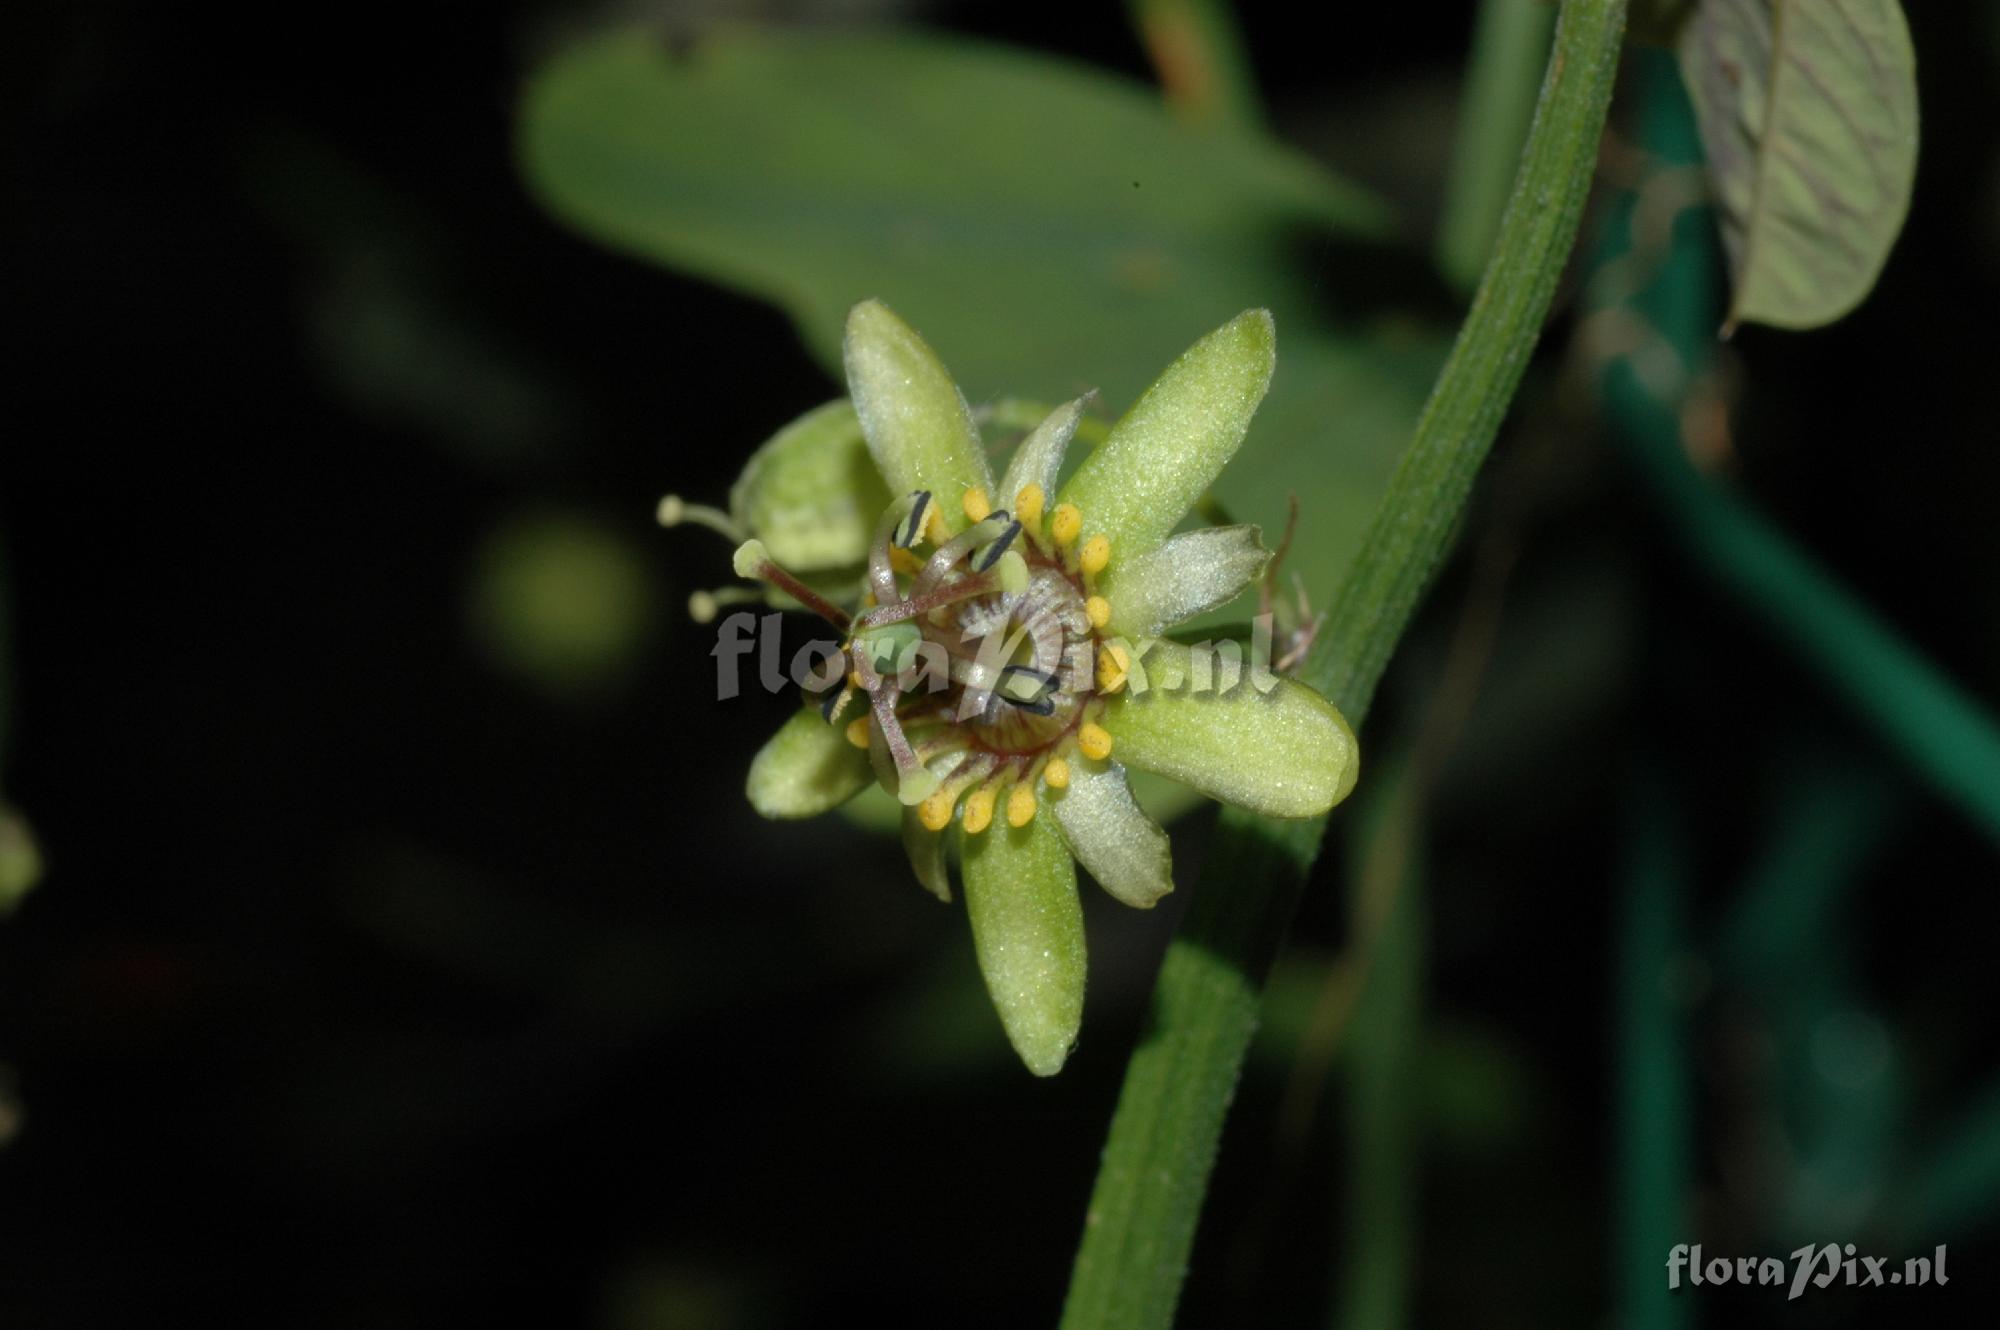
<box><xmin>1678</xmin><ymin>0</ymin><xmax>1918</xmax><ymax>331</ymax></box>
<box><xmin>519</xmin><ymin>29</ymin><xmax>1444</xmax><ymax>604</ymax></box>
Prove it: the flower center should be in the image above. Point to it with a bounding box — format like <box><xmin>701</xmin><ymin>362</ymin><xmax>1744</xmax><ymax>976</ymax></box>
<box><xmin>925</xmin><ymin>550</ymin><xmax>1090</xmax><ymax>754</ymax></box>
<box><xmin>734</xmin><ymin>483</ymin><xmax>1125</xmax><ymax>834</ymax></box>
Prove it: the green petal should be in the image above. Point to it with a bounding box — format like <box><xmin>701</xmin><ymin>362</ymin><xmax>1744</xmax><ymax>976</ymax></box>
<box><xmin>901</xmin><ymin>808</ymin><xmax>952</xmax><ymax>903</ymax></box>
<box><xmin>745</xmin><ymin>708</ymin><xmax>873</xmax><ymax>818</ymax></box>
<box><xmin>728</xmin><ymin>400</ymin><xmax>893</xmax><ymax>572</ymax></box>
<box><xmin>959</xmin><ymin>812</ymin><xmax>1085</xmax><ymax>1076</ymax></box>
<box><xmin>1050</xmin><ymin>760</ymin><xmax>1175</xmax><ymax>909</ymax></box>
<box><xmin>997</xmin><ymin>394</ymin><xmax>1090</xmax><ymax>506</ymax></box>
<box><xmin>1103</xmin><ymin>642</ymin><xmax>1358</xmax><ymax>818</ymax></box>
<box><xmin>843</xmin><ymin>300</ymin><xmax>992</xmax><ymax>530</ymax></box>
<box><xmin>1103</xmin><ymin>524</ymin><xmax>1270</xmax><ymax>638</ymax></box>
<box><xmin>1056</xmin><ymin>309</ymin><xmax>1275</xmax><ymax>559</ymax></box>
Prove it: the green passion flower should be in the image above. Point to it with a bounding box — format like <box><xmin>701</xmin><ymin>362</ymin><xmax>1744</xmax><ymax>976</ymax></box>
<box><xmin>670</xmin><ymin>302</ymin><xmax>1359</xmax><ymax>1076</ymax></box>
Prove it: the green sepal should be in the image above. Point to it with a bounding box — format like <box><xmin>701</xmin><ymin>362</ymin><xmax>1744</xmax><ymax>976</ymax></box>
<box><xmin>1050</xmin><ymin>759</ymin><xmax>1175</xmax><ymax>909</ymax></box>
<box><xmin>1103</xmin><ymin>524</ymin><xmax>1269</xmax><ymax>638</ymax></box>
<box><xmin>1056</xmin><ymin>310</ymin><xmax>1275</xmax><ymax>560</ymax></box>
<box><xmin>728</xmin><ymin>400</ymin><xmax>892</xmax><ymax>573</ymax></box>
<box><xmin>1102</xmin><ymin>641</ymin><xmax>1358</xmax><ymax>818</ymax></box>
<box><xmin>959</xmin><ymin>812</ymin><xmax>1085</xmax><ymax>1076</ymax></box>
<box><xmin>745</xmin><ymin>707</ymin><xmax>873</xmax><ymax>818</ymax></box>
<box><xmin>843</xmin><ymin>300</ymin><xmax>992</xmax><ymax>531</ymax></box>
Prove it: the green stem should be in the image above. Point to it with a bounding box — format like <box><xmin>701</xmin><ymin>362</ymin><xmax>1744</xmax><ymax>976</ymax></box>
<box><xmin>1437</xmin><ymin>0</ymin><xmax>1559</xmax><ymax>293</ymax></box>
<box><xmin>1905</xmin><ymin>1078</ymin><xmax>2000</xmax><ymax>1236</ymax></box>
<box><xmin>1330</xmin><ymin>761</ymin><xmax>1426</xmax><ymax>1330</ymax></box>
<box><xmin>1058</xmin><ymin>5</ymin><xmax>1630</xmax><ymax>1326</ymax></box>
<box><xmin>1618</xmin><ymin>410</ymin><xmax>2000</xmax><ymax>843</ymax></box>
<box><xmin>1613</xmin><ymin>774</ymin><xmax>1691</xmax><ymax>1330</ymax></box>
<box><xmin>1125</xmin><ymin>0</ymin><xmax>1265</xmax><ymax>131</ymax></box>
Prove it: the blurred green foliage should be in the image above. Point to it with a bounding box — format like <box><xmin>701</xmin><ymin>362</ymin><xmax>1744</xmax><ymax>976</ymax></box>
<box><xmin>519</xmin><ymin>29</ymin><xmax>1449</xmax><ymax>612</ymax></box>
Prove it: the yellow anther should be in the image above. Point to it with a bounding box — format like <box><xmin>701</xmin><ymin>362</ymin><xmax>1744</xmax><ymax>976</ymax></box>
<box><xmin>1050</xmin><ymin>503</ymin><xmax>1083</xmax><ymax>546</ymax></box>
<box><xmin>847</xmin><ymin>670</ymin><xmax>862</xmax><ymax>690</ymax></box>
<box><xmin>918</xmin><ymin>788</ymin><xmax>956</xmax><ymax>832</ymax></box>
<box><xmin>1096</xmin><ymin>642</ymin><xmax>1130</xmax><ymax>694</ymax></box>
<box><xmin>1085</xmin><ymin>595</ymin><xmax>1112</xmax><ymax>630</ymax></box>
<box><xmin>924</xmin><ymin>503</ymin><xmax>947</xmax><ymax>545</ymax></box>
<box><xmin>963</xmin><ymin>787</ymin><xmax>996</xmax><ymax>834</ymax></box>
<box><xmin>1079</xmin><ymin>722</ymin><xmax>1113</xmax><ymax>762</ymax></box>
<box><xmin>1006</xmin><ymin>783</ymin><xmax>1037</xmax><ymax>828</ymax></box>
<box><xmin>1080</xmin><ymin>535</ymin><xmax>1111</xmax><ymax>577</ymax></box>
<box><xmin>890</xmin><ymin>546</ymin><xmax>924</xmax><ymax>575</ymax></box>
<box><xmin>962</xmin><ymin>487</ymin><xmax>992</xmax><ymax>524</ymax></box>
<box><xmin>928</xmin><ymin>607</ymin><xmax>951</xmax><ymax>627</ymax></box>
<box><xmin>1043</xmin><ymin>757</ymin><xmax>1071</xmax><ymax>790</ymax></box>
<box><xmin>1014</xmin><ymin>484</ymin><xmax>1045</xmax><ymax>534</ymax></box>
<box><xmin>844</xmin><ymin>717</ymin><xmax>871</xmax><ymax>749</ymax></box>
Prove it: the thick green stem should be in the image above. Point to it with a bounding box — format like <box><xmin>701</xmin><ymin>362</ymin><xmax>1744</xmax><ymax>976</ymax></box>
<box><xmin>1058</xmin><ymin>4</ymin><xmax>1630</xmax><ymax>1327</ymax></box>
<box><xmin>1437</xmin><ymin>0</ymin><xmax>1558</xmax><ymax>293</ymax></box>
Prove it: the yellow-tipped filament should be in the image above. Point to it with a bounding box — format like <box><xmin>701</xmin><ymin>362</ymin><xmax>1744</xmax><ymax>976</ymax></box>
<box><xmin>1050</xmin><ymin>503</ymin><xmax>1082</xmax><ymax>547</ymax></box>
<box><xmin>963</xmin><ymin>787</ymin><xmax>997</xmax><ymax>834</ymax></box>
<box><xmin>1079</xmin><ymin>722</ymin><xmax>1113</xmax><ymax>761</ymax></box>
<box><xmin>1043</xmin><ymin>757</ymin><xmax>1071</xmax><ymax>790</ymax></box>
<box><xmin>1014</xmin><ymin>483</ymin><xmax>1045</xmax><ymax>535</ymax></box>
<box><xmin>961</xmin><ymin>487</ymin><xmax>992</xmax><ymax>524</ymax></box>
<box><xmin>918</xmin><ymin>787</ymin><xmax>956</xmax><ymax>832</ymax></box>
<box><xmin>1006</xmin><ymin>783</ymin><xmax>1037</xmax><ymax>828</ymax></box>
<box><xmin>1096</xmin><ymin>642</ymin><xmax>1130</xmax><ymax>695</ymax></box>
<box><xmin>844</xmin><ymin>717</ymin><xmax>871</xmax><ymax>748</ymax></box>
<box><xmin>1085</xmin><ymin>595</ymin><xmax>1112</xmax><ymax>629</ymax></box>
<box><xmin>1079</xmin><ymin>535</ymin><xmax>1111</xmax><ymax>577</ymax></box>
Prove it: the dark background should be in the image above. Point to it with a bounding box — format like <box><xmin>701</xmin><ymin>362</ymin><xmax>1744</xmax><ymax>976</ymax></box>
<box><xmin>4</xmin><ymin>2</ymin><xmax>1998</xmax><ymax>1326</ymax></box>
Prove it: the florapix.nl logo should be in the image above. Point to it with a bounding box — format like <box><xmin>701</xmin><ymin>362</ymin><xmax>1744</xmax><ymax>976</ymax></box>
<box><xmin>707</xmin><ymin>610</ymin><xmax>1294</xmax><ymax>707</ymax></box>
<box><xmin>1668</xmin><ymin>1243</ymin><xmax>1948</xmax><ymax>1300</ymax></box>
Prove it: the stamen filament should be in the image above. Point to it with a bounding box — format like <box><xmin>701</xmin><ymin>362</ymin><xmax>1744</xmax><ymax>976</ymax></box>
<box><xmin>869</xmin><ymin>686</ymin><xmax>939</xmax><ymax>805</ymax></box>
<box><xmin>656</xmin><ymin>495</ymin><xmax>743</xmax><ymax>540</ymax></box>
<box><xmin>919</xmin><ymin>514</ymin><xmax>1017</xmax><ymax>588</ymax></box>
<box><xmin>855</xmin><ymin>571</ymin><xmax>998</xmax><ymax>629</ymax></box>
<box><xmin>731</xmin><ymin>540</ymin><xmax>852</xmax><ymax>632</ymax></box>
<box><xmin>870</xmin><ymin>492</ymin><xmax>930</xmax><ymax>605</ymax></box>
